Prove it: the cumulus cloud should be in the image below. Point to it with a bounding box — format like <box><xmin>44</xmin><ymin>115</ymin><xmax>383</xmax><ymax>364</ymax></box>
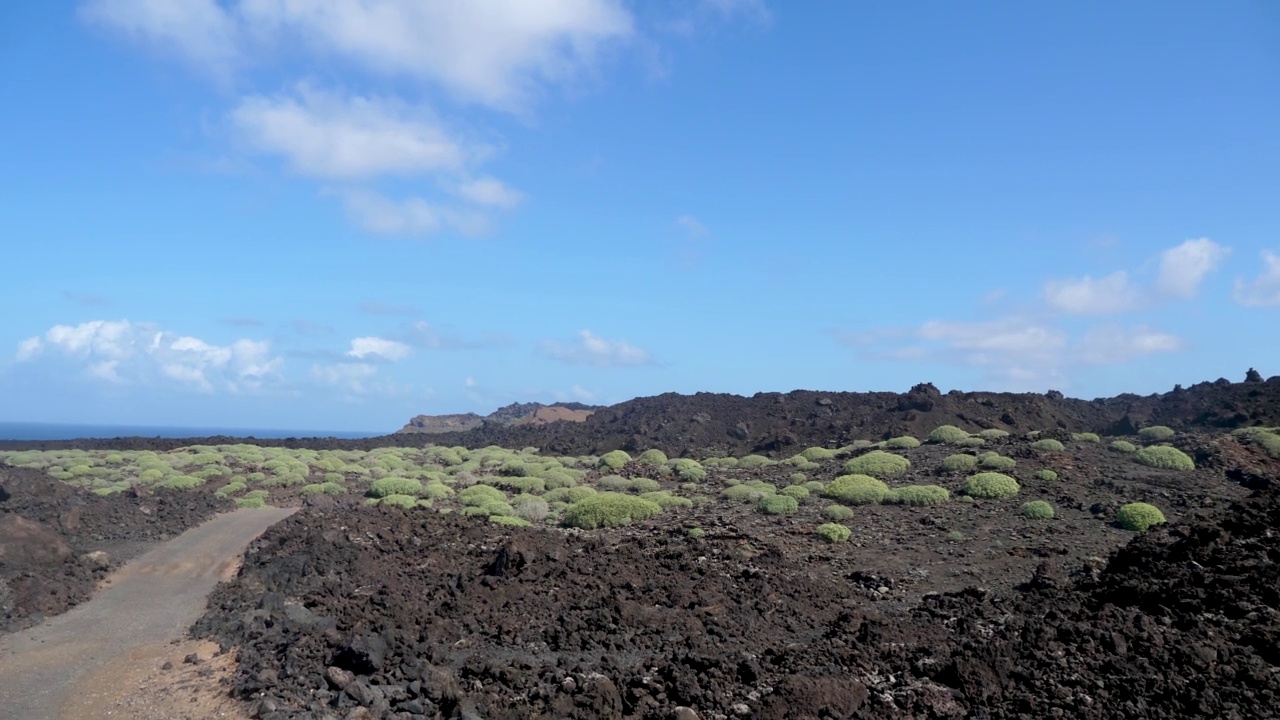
<box><xmin>539</xmin><ymin>329</ymin><xmax>654</xmax><ymax>367</ymax></box>
<box><xmin>81</xmin><ymin>0</ymin><xmax>633</xmax><ymax>109</ymax></box>
<box><xmin>1155</xmin><ymin>238</ymin><xmax>1230</xmax><ymax>299</ymax></box>
<box><xmin>231</xmin><ymin>85</ymin><xmax>472</xmax><ymax>179</ymax></box>
<box><xmin>1043</xmin><ymin>271</ymin><xmax>1141</xmax><ymax>315</ymax></box>
<box><xmin>455</xmin><ymin>177</ymin><xmax>525</xmax><ymax>208</ymax></box>
<box><xmin>347</xmin><ymin>336</ymin><xmax>411</xmax><ymax>361</ymax></box>
<box><xmin>14</xmin><ymin>319</ymin><xmax>283</xmax><ymax>392</ymax></box>
<box><xmin>310</xmin><ymin>362</ymin><xmax>377</xmax><ymax>394</ymax></box>
<box><xmin>1077</xmin><ymin>325</ymin><xmax>1182</xmax><ymax>365</ymax></box>
<box><xmin>1233</xmin><ymin>250</ymin><xmax>1280</xmax><ymax>307</ymax></box>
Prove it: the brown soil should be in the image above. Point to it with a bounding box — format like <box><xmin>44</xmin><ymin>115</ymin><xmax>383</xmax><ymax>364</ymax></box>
<box><xmin>190</xmin><ymin>434</ymin><xmax>1280</xmax><ymax>719</ymax></box>
<box><xmin>0</xmin><ymin>466</ymin><xmax>231</xmax><ymax>632</ymax></box>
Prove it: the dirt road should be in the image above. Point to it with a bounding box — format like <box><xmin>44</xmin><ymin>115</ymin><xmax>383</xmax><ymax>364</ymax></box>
<box><xmin>0</xmin><ymin>507</ymin><xmax>295</xmax><ymax>720</ymax></box>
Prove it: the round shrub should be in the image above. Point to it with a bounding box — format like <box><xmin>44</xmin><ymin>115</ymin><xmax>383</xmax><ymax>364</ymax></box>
<box><xmin>671</xmin><ymin>458</ymin><xmax>707</xmax><ymax>482</ymax></box>
<box><xmin>954</xmin><ymin>437</ymin><xmax>986</xmax><ymax>448</ymax></box>
<box><xmin>544</xmin><ymin>486</ymin><xmax>597</xmax><ymax>504</ymax></box>
<box><xmin>458</xmin><ymin>484</ymin><xmax>506</xmax><ymax>507</ymax></box>
<box><xmin>599</xmin><ymin>450</ymin><xmax>632</xmax><ymax>470</ymax></box>
<box><xmin>801</xmin><ymin>446</ymin><xmax>836</xmax><ymax>461</ymax></box>
<box><xmin>815</xmin><ymin>523</ymin><xmax>852</xmax><ymax>543</ymax></box>
<box><xmin>538</xmin><ymin>468</ymin><xmax>579</xmax><ymax>489</ymax></box>
<box><xmin>824</xmin><ymin>474</ymin><xmax>890</xmax><ymax>505</ymax></box>
<box><xmin>641</xmin><ymin>491</ymin><xmax>694</xmax><ymax>509</ymax></box>
<box><xmin>1116</xmin><ymin>502</ymin><xmax>1166</xmax><ymax>531</ymax></box>
<box><xmin>301</xmin><ymin>482</ymin><xmax>344</xmax><ymax>496</ymax></box>
<box><xmin>1138</xmin><ymin>426</ymin><xmax>1176</xmax><ymax>442</ymax></box>
<box><xmin>215</xmin><ymin>480</ymin><xmax>247</xmax><ymax>497</ymax></box>
<box><xmin>1253</xmin><ymin>431</ymin><xmax>1280</xmax><ymax>459</ymax></box>
<box><xmin>788</xmin><ymin>472</ymin><xmax>808</xmax><ymax>485</ymax></box>
<box><xmin>940</xmin><ymin>454</ymin><xmax>979</xmax><ymax>472</ymax></box>
<box><xmin>369</xmin><ymin>476</ymin><xmax>423</xmax><ymax>498</ymax></box>
<box><xmin>842</xmin><ymin>451</ymin><xmax>910</xmax><ymax>478</ymax></box>
<box><xmin>891</xmin><ymin>485</ymin><xmax>950</xmax><ymax>506</ymax></box>
<box><xmin>687</xmin><ymin>527</ymin><xmax>706</xmax><ymax>538</ymax></box>
<box><xmin>977</xmin><ymin>428</ymin><xmax>1010</xmax><ymax>440</ymax></box>
<box><xmin>598</xmin><ymin>475</ymin><xmax>632</xmax><ymax>491</ymax></box>
<box><xmin>780</xmin><ymin>485</ymin><xmax>810</xmax><ymax>500</ymax></box>
<box><xmin>759</xmin><ymin>494</ymin><xmax>800</xmax><ymax>515</ymax></box>
<box><xmin>928</xmin><ymin>425</ymin><xmax>970</xmax><ymax>444</ymax></box>
<box><xmin>824</xmin><ymin>504</ymin><xmax>854</xmax><ymax>521</ymax></box>
<box><xmin>1110</xmin><ymin>440</ymin><xmax>1137</xmax><ymax>453</ymax></box>
<box><xmin>159</xmin><ymin>475</ymin><xmax>203</xmax><ymax>490</ymax></box>
<box><xmin>490</xmin><ymin>515</ymin><xmax>531</xmax><ymax>527</ymax></box>
<box><xmin>489</xmin><ymin>475</ymin><xmax>546</xmax><ymax>494</ymax></box>
<box><xmin>1134</xmin><ymin>445</ymin><xmax>1195</xmax><ymax>471</ymax></box>
<box><xmin>804</xmin><ymin>480</ymin><xmax>826</xmax><ymax>493</ymax></box>
<box><xmin>563</xmin><ymin>493</ymin><xmax>662</xmax><ymax>529</ymax></box>
<box><xmin>511</xmin><ymin>495</ymin><xmax>550</xmax><ymax>522</ymax></box>
<box><xmin>629</xmin><ymin>477</ymin><xmax>662</xmax><ymax>493</ymax></box>
<box><xmin>421</xmin><ymin>481</ymin><xmax>454</xmax><ymax>500</ymax></box>
<box><xmin>235</xmin><ymin>495</ymin><xmax>268</xmax><ymax>509</ymax></box>
<box><xmin>978</xmin><ymin>454</ymin><xmax>1017</xmax><ymax>471</ymax></box>
<box><xmin>737</xmin><ymin>454</ymin><xmax>772</xmax><ymax>469</ymax></box>
<box><xmin>379</xmin><ymin>494</ymin><xmax>419</xmax><ymax>509</ymax></box>
<box><xmin>964</xmin><ymin>472</ymin><xmax>1020</xmax><ymax>499</ymax></box>
<box><xmin>498</xmin><ymin>460</ymin><xmax>531</xmax><ymax>477</ymax></box>
<box><xmin>1020</xmin><ymin>500</ymin><xmax>1055</xmax><ymax>519</ymax></box>
<box><xmin>1030</xmin><ymin>439</ymin><xmax>1066</xmax><ymax>452</ymax></box>
<box><xmin>138</xmin><ymin>468</ymin><xmax>167</xmax><ymax>483</ymax></box>
<box><xmin>722</xmin><ymin>484</ymin><xmax>775</xmax><ymax>503</ymax></box>
<box><xmin>1072</xmin><ymin>432</ymin><xmax>1101</xmax><ymax>443</ymax></box>
<box><xmin>885</xmin><ymin>435</ymin><xmax>922</xmax><ymax>449</ymax></box>
<box><xmin>1033</xmin><ymin>469</ymin><xmax>1059</xmax><ymax>482</ymax></box>
<box><xmin>636</xmin><ymin>449</ymin><xmax>668</xmax><ymax>466</ymax></box>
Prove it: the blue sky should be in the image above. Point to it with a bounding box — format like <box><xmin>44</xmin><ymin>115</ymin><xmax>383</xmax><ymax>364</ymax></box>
<box><xmin>2</xmin><ymin>1</ymin><xmax>1278</xmax><ymax>433</ymax></box>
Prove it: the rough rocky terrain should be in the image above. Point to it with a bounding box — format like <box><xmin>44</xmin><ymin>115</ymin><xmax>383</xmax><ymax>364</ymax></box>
<box><xmin>396</xmin><ymin>403</ymin><xmax>597</xmax><ymax>435</ymax></box>
<box><xmin>0</xmin><ymin>466</ymin><xmax>230</xmax><ymax>632</ymax></box>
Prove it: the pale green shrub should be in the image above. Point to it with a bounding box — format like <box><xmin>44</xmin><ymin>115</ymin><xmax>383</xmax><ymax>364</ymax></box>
<box><xmin>629</xmin><ymin>477</ymin><xmax>662</xmax><ymax>493</ymax></box>
<box><xmin>824</xmin><ymin>474</ymin><xmax>890</xmax><ymax>505</ymax></box>
<box><xmin>1110</xmin><ymin>440</ymin><xmax>1137</xmax><ymax>453</ymax></box>
<box><xmin>671</xmin><ymin>458</ymin><xmax>707</xmax><ymax>482</ymax></box>
<box><xmin>801</xmin><ymin>446</ymin><xmax>836</xmax><ymax>461</ymax></box>
<box><xmin>824</xmin><ymin>504</ymin><xmax>854</xmax><ymax>521</ymax></box>
<box><xmin>1020</xmin><ymin>500</ymin><xmax>1055</xmax><ymax>519</ymax></box>
<box><xmin>544</xmin><ymin>486</ymin><xmax>597</xmax><ymax>504</ymax></box>
<box><xmin>964</xmin><ymin>472</ymin><xmax>1020</xmax><ymax>499</ymax></box>
<box><xmin>563</xmin><ymin>493</ymin><xmax>662</xmax><ymax>529</ymax></box>
<box><xmin>977</xmin><ymin>429</ymin><xmax>1009</xmax><ymax>440</ymax></box>
<box><xmin>780</xmin><ymin>485</ymin><xmax>809</xmax><ymax>500</ymax></box>
<box><xmin>641</xmin><ymin>491</ymin><xmax>694</xmax><ymax>509</ymax></box>
<box><xmin>737</xmin><ymin>454</ymin><xmax>772</xmax><ymax>469</ymax></box>
<box><xmin>1116</xmin><ymin>502</ymin><xmax>1166</xmax><ymax>531</ymax></box>
<box><xmin>759</xmin><ymin>494</ymin><xmax>799</xmax><ymax>515</ymax></box>
<box><xmin>1138</xmin><ymin>426</ymin><xmax>1176</xmax><ymax>442</ymax></box>
<box><xmin>940</xmin><ymin>454</ymin><xmax>979</xmax><ymax>472</ymax></box>
<box><xmin>1033</xmin><ymin>469</ymin><xmax>1059</xmax><ymax>482</ymax></box>
<box><xmin>459</xmin><ymin>484</ymin><xmax>506</xmax><ymax>507</ymax></box>
<box><xmin>1072</xmin><ymin>432</ymin><xmax>1101</xmax><ymax>443</ymax></box>
<box><xmin>637</xmin><ymin>449</ymin><xmax>668</xmax><ymax>466</ymax></box>
<box><xmin>490</xmin><ymin>515</ymin><xmax>531</xmax><ymax>527</ymax></box>
<box><xmin>886</xmin><ymin>435</ymin><xmax>921</xmax><ymax>449</ymax></box>
<box><xmin>1134</xmin><ymin>446</ymin><xmax>1195</xmax><ymax>471</ymax></box>
<box><xmin>369</xmin><ymin>477</ymin><xmax>423</xmax><ymax>498</ymax></box>
<box><xmin>890</xmin><ymin>485</ymin><xmax>950</xmax><ymax>506</ymax></box>
<box><xmin>599</xmin><ymin>450</ymin><xmax>632</xmax><ymax>470</ymax></box>
<box><xmin>928</xmin><ymin>425</ymin><xmax>970</xmax><ymax>444</ymax></box>
<box><xmin>978</xmin><ymin>453</ymin><xmax>1017</xmax><ymax>471</ymax></box>
<box><xmin>378</xmin><ymin>494</ymin><xmax>418</xmax><ymax>509</ymax></box>
<box><xmin>815</xmin><ymin>523</ymin><xmax>852</xmax><ymax>543</ymax></box>
<box><xmin>160</xmin><ymin>475</ymin><xmax>203</xmax><ymax>490</ymax></box>
<box><xmin>842</xmin><ymin>451</ymin><xmax>910</xmax><ymax>478</ymax></box>
<box><xmin>1031</xmin><ymin>439</ymin><xmax>1065</xmax><ymax>452</ymax></box>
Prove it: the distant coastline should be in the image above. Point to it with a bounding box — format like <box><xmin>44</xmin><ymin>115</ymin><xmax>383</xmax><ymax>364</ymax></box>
<box><xmin>0</xmin><ymin>421</ymin><xmax>383</xmax><ymax>441</ymax></box>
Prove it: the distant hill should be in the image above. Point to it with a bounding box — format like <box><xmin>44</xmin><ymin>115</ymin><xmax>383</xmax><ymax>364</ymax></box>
<box><xmin>396</xmin><ymin>402</ymin><xmax>597</xmax><ymax>435</ymax></box>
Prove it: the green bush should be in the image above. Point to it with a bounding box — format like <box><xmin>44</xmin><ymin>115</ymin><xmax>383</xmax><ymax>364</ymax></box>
<box><xmin>215</xmin><ymin>480</ymin><xmax>247</xmax><ymax>497</ymax></box>
<box><xmin>1110</xmin><ymin>440</ymin><xmax>1137</xmax><ymax>453</ymax></box>
<box><xmin>801</xmin><ymin>446</ymin><xmax>836</xmax><ymax>461</ymax></box>
<box><xmin>1115</xmin><ymin>502</ymin><xmax>1166</xmax><ymax>531</ymax></box>
<box><xmin>722</xmin><ymin>483</ymin><xmax>775</xmax><ymax>503</ymax></box>
<box><xmin>788</xmin><ymin>472</ymin><xmax>808</xmax><ymax>485</ymax></box>
<box><xmin>235</xmin><ymin>495</ymin><xmax>268</xmax><ymax>509</ymax></box>
<box><xmin>978</xmin><ymin>453</ymin><xmax>1017</xmax><ymax>471</ymax></box>
<box><xmin>301</xmin><ymin>482</ymin><xmax>344</xmax><ymax>495</ymax></box>
<box><xmin>977</xmin><ymin>428</ymin><xmax>1010</xmax><ymax>440</ymax></box>
<box><xmin>737</xmin><ymin>454</ymin><xmax>772</xmax><ymax>469</ymax></box>
<box><xmin>498</xmin><ymin>460</ymin><xmax>531</xmax><ymax>477</ymax></box>
<box><xmin>1020</xmin><ymin>500</ymin><xmax>1055</xmax><ymax>519</ymax></box>
<box><xmin>369</xmin><ymin>476</ymin><xmax>423</xmax><ymax>498</ymax></box>
<box><xmin>815</xmin><ymin>523</ymin><xmax>852</xmax><ymax>543</ymax></box>
<box><xmin>490</xmin><ymin>515</ymin><xmax>531</xmax><ymax>527</ymax></box>
<box><xmin>1072</xmin><ymin>432</ymin><xmax>1101</xmax><ymax>443</ymax></box>
<box><xmin>544</xmin><ymin>486</ymin><xmax>597</xmax><ymax>504</ymax></box>
<box><xmin>599</xmin><ymin>450</ymin><xmax>632</xmax><ymax>470</ymax></box>
<box><xmin>804</xmin><ymin>480</ymin><xmax>826</xmax><ymax>493</ymax></box>
<box><xmin>636</xmin><ymin>449</ymin><xmax>668</xmax><ymax>466</ymax></box>
<box><xmin>459</xmin><ymin>484</ymin><xmax>507</xmax><ymax>507</ymax></box>
<box><xmin>511</xmin><ymin>495</ymin><xmax>550</xmax><ymax>521</ymax></box>
<box><xmin>687</xmin><ymin>527</ymin><xmax>706</xmax><ymax>538</ymax></box>
<box><xmin>159</xmin><ymin>475</ymin><xmax>203</xmax><ymax>490</ymax></box>
<box><xmin>1030</xmin><ymin>439</ymin><xmax>1066</xmax><ymax>452</ymax></box>
<box><xmin>1134</xmin><ymin>445</ymin><xmax>1195</xmax><ymax>471</ymax></box>
<box><xmin>964</xmin><ymin>472</ymin><xmax>1020</xmax><ymax>499</ymax></box>
<box><xmin>824</xmin><ymin>474</ymin><xmax>890</xmax><ymax>505</ymax></box>
<box><xmin>641</xmin><ymin>491</ymin><xmax>694</xmax><ymax>509</ymax></box>
<box><xmin>890</xmin><ymin>485</ymin><xmax>950</xmax><ymax>506</ymax></box>
<box><xmin>842</xmin><ymin>451</ymin><xmax>910</xmax><ymax>478</ymax></box>
<box><xmin>928</xmin><ymin>425</ymin><xmax>970</xmax><ymax>444</ymax></box>
<box><xmin>538</xmin><ymin>468</ymin><xmax>579</xmax><ymax>489</ymax></box>
<box><xmin>954</xmin><ymin>437</ymin><xmax>986</xmax><ymax>448</ymax></box>
<box><xmin>759</xmin><ymin>494</ymin><xmax>800</xmax><ymax>515</ymax></box>
<box><xmin>137</xmin><ymin>468</ymin><xmax>167</xmax><ymax>483</ymax></box>
<box><xmin>421</xmin><ymin>481</ymin><xmax>454</xmax><ymax>500</ymax></box>
<box><xmin>824</xmin><ymin>504</ymin><xmax>854</xmax><ymax>521</ymax></box>
<box><xmin>1033</xmin><ymin>469</ymin><xmax>1059</xmax><ymax>482</ymax></box>
<box><xmin>780</xmin><ymin>485</ymin><xmax>810</xmax><ymax>500</ymax></box>
<box><xmin>563</xmin><ymin>493</ymin><xmax>662</xmax><ymax>529</ymax></box>
<box><xmin>671</xmin><ymin>458</ymin><xmax>708</xmax><ymax>482</ymax></box>
<box><xmin>629</xmin><ymin>477</ymin><xmax>662</xmax><ymax>493</ymax></box>
<box><xmin>885</xmin><ymin>435</ymin><xmax>921</xmax><ymax>449</ymax></box>
<box><xmin>1254</xmin><ymin>431</ymin><xmax>1280</xmax><ymax>459</ymax></box>
<box><xmin>940</xmin><ymin>454</ymin><xmax>979</xmax><ymax>472</ymax></box>
<box><xmin>489</xmin><ymin>475</ymin><xmax>546</xmax><ymax>494</ymax></box>
<box><xmin>379</xmin><ymin>494</ymin><xmax>419</xmax><ymax>509</ymax></box>
<box><xmin>598</xmin><ymin>474</ymin><xmax>632</xmax><ymax>491</ymax></box>
<box><xmin>1138</xmin><ymin>426</ymin><xmax>1176</xmax><ymax>442</ymax></box>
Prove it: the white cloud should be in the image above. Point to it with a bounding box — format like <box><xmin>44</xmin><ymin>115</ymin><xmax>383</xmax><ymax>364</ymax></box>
<box><xmin>80</xmin><ymin>0</ymin><xmax>241</xmax><ymax>78</ymax></box>
<box><xmin>1043</xmin><ymin>271</ymin><xmax>1141</xmax><ymax>315</ymax></box>
<box><xmin>231</xmin><ymin>85</ymin><xmax>471</xmax><ymax>179</ymax></box>
<box><xmin>14</xmin><ymin>319</ymin><xmax>283</xmax><ymax>392</ymax></box>
<box><xmin>83</xmin><ymin>0</ymin><xmax>633</xmax><ymax>110</ymax></box>
<box><xmin>310</xmin><ymin>362</ymin><xmax>377</xmax><ymax>394</ymax></box>
<box><xmin>676</xmin><ymin>214</ymin><xmax>708</xmax><ymax>238</ymax></box>
<box><xmin>456</xmin><ymin>177</ymin><xmax>525</xmax><ymax>208</ymax></box>
<box><xmin>1077</xmin><ymin>325</ymin><xmax>1183</xmax><ymax>365</ymax></box>
<box><xmin>1233</xmin><ymin>250</ymin><xmax>1280</xmax><ymax>307</ymax></box>
<box><xmin>1155</xmin><ymin>238</ymin><xmax>1230</xmax><ymax>299</ymax></box>
<box><xmin>464</xmin><ymin>376</ymin><xmax>477</xmax><ymax>389</ymax></box>
<box><xmin>348</xmin><ymin>336</ymin><xmax>411</xmax><ymax>361</ymax></box>
<box><xmin>540</xmin><ymin>329</ymin><xmax>654</xmax><ymax>367</ymax></box>
<box><xmin>338</xmin><ymin>189</ymin><xmax>491</xmax><ymax>237</ymax></box>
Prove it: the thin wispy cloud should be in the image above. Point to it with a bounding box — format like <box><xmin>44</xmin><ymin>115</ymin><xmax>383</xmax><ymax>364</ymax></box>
<box><xmin>539</xmin><ymin>329</ymin><xmax>654</xmax><ymax>367</ymax></box>
<box><xmin>1233</xmin><ymin>249</ymin><xmax>1280</xmax><ymax>307</ymax></box>
<box><xmin>347</xmin><ymin>336</ymin><xmax>412</xmax><ymax>361</ymax></box>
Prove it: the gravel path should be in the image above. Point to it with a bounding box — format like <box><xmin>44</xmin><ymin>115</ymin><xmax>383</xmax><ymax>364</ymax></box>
<box><xmin>0</xmin><ymin>507</ymin><xmax>295</xmax><ymax>719</ymax></box>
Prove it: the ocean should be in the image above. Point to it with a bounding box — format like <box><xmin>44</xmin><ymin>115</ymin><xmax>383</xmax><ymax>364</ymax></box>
<box><xmin>0</xmin><ymin>421</ymin><xmax>384</xmax><ymax>441</ymax></box>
